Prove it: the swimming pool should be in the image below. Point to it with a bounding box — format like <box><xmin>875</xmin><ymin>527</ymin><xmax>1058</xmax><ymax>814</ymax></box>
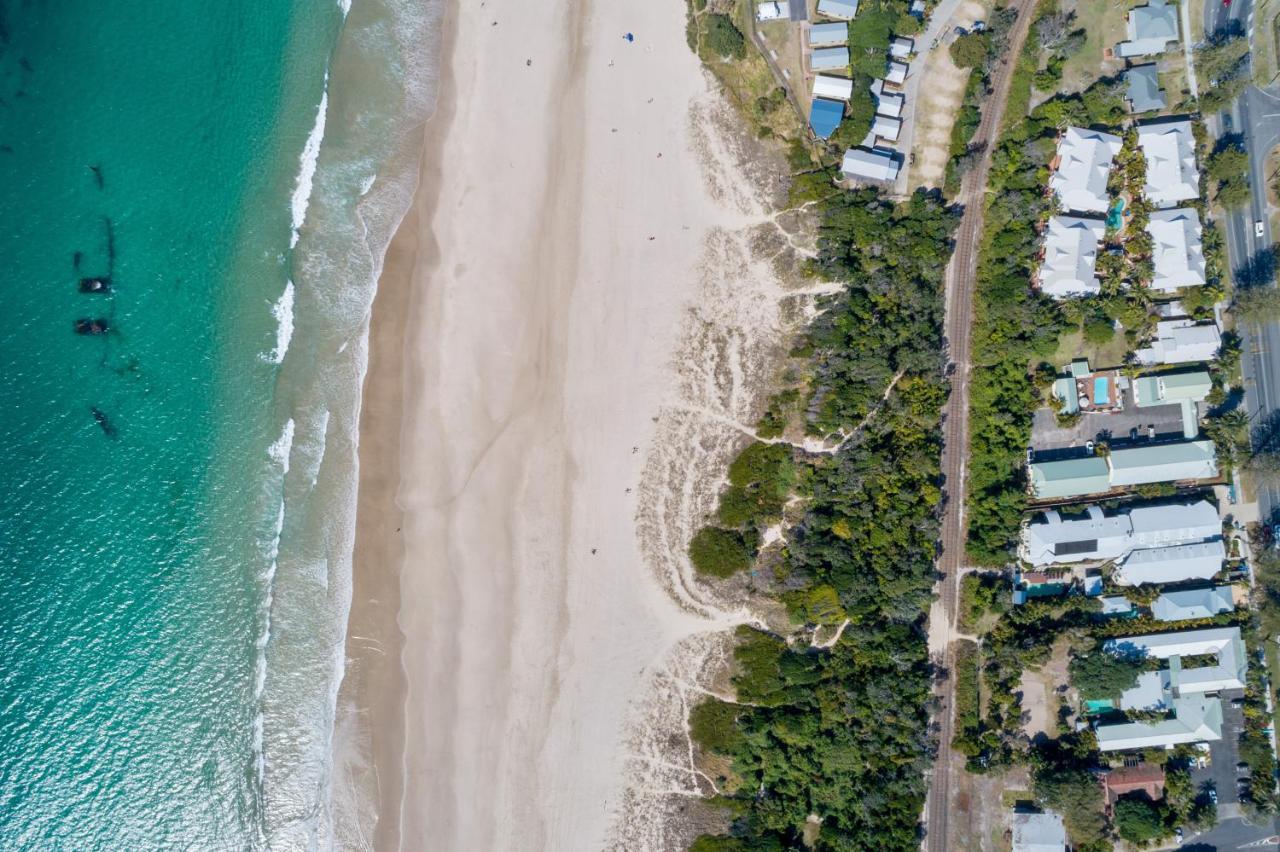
<box><xmin>1093</xmin><ymin>376</ymin><xmax>1109</xmax><ymax>405</ymax></box>
<box><xmin>1106</xmin><ymin>196</ymin><xmax>1126</xmax><ymax>230</ymax></box>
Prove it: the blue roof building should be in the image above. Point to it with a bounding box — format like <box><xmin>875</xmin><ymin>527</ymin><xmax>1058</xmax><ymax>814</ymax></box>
<box><xmin>809</xmin><ymin>97</ymin><xmax>844</xmax><ymax>139</ymax></box>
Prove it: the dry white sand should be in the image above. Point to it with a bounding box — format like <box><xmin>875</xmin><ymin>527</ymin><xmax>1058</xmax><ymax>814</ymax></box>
<box><xmin>336</xmin><ymin>1</ymin><xmax>824</xmax><ymax>849</ymax></box>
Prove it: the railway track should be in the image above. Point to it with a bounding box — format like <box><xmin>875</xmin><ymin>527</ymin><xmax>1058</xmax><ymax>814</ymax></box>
<box><xmin>922</xmin><ymin>3</ymin><xmax>1037</xmax><ymax>849</ymax></box>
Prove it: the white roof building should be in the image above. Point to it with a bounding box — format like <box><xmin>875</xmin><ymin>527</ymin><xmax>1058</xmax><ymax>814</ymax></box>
<box><xmin>757</xmin><ymin>1</ymin><xmax>786</xmax><ymax>21</ymax></box>
<box><xmin>1020</xmin><ymin>500</ymin><xmax>1220</xmax><ymax>566</ymax></box>
<box><xmin>890</xmin><ymin>36</ymin><xmax>914</xmax><ymax>58</ymax></box>
<box><xmin>875</xmin><ymin>90</ymin><xmax>904</xmax><ymax>117</ymax></box>
<box><xmin>1107</xmin><ymin>627</ymin><xmax>1246</xmax><ymax>694</ymax></box>
<box><xmin>1138</xmin><ymin>120</ymin><xmax>1199</xmax><ymax>208</ymax></box>
<box><xmin>1135</xmin><ymin>319</ymin><xmax>1222</xmax><ymax>365</ymax></box>
<box><xmin>1012</xmin><ymin>811</ymin><xmax>1068</xmax><ymax>852</ymax></box>
<box><xmin>811</xmin><ymin>46</ymin><xmax>851</xmax><ymax>70</ymax></box>
<box><xmin>1148</xmin><ymin>208</ymin><xmax>1206</xmax><ymax>292</ymax></box>
<box><xmin>871</xmin><ymin>114</ymin><xmax>902</xmax><ymax>142</ymax></box>
<box><xmin>817</xmin><ymin>0</ymin><xmax>859</xmax><ymax>19</ymax></box>
<box><xmin>841</xmin><ymin>147</ymin><xmax>899</xmax><ymax>182</ymax></box>
<box><xmin>1152</xmin><ymin>585</ymin><xmax>1236</xmax><ymax>621</ymax></box>
<box><xmin>1108</xmin><ymin>440</ymin><xmax>1219</xmax><ymax>487</ymax></box>
<box><xmin>1049</xmin><ymin>127</ymin><xmax>1123</xmax><ymax>213</ymax></box>
<box><xmin>1098</xmin><ymin>627</ymin><xmax>1242</xmax><ymax>752</ymax></box>
<box><xmin>1038</xmin><ymin>215</ymin><xmax>1105</xmax><ymax>298</ymax></box>
<box><xmin>886</xmin><ymin>60</ymin><xmax>908</xmax><ymax>85</ymax></box>
<box><xmin>810</xmin><ymin>21</ymin><xmax>849</xmax><ymax>46</ymax></box>
<box><xmin>813</xmin><ymin>74</ymin><xmax>854</xmax><ymax>101</ymax></box>
<box><xmin>1097</xmin><ymin>694</ymin><xmax>1223</xmax><ymax>751</ymax></box>
<box><xmin>1113</xmin><ymin>540</ymin><xmax>1226</xmax><ymax>585</ymax></box>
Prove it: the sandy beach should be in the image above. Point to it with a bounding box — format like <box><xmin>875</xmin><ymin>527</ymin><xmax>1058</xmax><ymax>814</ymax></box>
<box><xmin>334</xmin><ymin>1</ymin><xmax>811</xmax><ymax>849</ymax></box>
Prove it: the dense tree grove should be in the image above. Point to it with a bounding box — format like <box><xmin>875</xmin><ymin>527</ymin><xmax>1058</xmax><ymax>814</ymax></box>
<box><xmin>689</xmin><ymin>191</ymin><xmax>958</xmax><ymax>851</ymax></box>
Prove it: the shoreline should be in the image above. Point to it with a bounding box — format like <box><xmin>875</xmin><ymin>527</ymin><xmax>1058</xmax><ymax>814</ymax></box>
<box><xmin>333</xmin><ymin>2</ymin><xmax>459</xmax><ymax>848</ymax></box>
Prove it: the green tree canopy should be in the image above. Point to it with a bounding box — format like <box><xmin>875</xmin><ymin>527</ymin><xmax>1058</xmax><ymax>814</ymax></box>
<box><xmin>950</xmin><ymin>32</ymin><xmax>989</xmax><ymax>68</ymax></box>
<box><xmin>704</xmin><ymin>14</ymin><xmax>746</xmax><ymax>59</ymax></box>
<box><xmin>1114</xmin><ymin>796</ymin><xmax>1164</xmax><ymax>843</ymax></box>
<box><xmin>1068</xmin><ymin>649</ymin><xmax>1143</xmax><ymax>699</ymax></box>
<box><xmin>689</xmin><ymin>526</ymin><xmax>756</xmax><ymax>577</ymax></box>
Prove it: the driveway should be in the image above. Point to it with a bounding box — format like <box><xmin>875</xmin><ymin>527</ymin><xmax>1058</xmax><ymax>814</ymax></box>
<box><xmin>1030</xmin><ymin>397</ymin><xmax>1191</xmax><ymax>450</ymax></box>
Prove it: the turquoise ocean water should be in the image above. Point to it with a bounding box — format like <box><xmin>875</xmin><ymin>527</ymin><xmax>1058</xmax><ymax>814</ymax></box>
<box><xmin>0</xmin><ymin>1</ymin><xmax>438</xmax><ymax>847</ymax></box>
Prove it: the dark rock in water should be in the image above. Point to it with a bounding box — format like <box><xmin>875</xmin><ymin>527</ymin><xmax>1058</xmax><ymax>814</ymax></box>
<box><xmin>79</xmin><ymin>276</ymin><xmax>111</xmax><ymax>294</ymax></box>
<box><xmin>90</xmin><ymin>406</ymin><xmax>118</xmax><ymax>438</ymax></box>
<box><xmin>73</xmin><ymin>250</ymin><xmax>82</xmax><ymax>270</ymax></box>
<box><xmin>74</xmin><ymin>318</ymin><xmax>109</xmax><ymax>335</ymax></box>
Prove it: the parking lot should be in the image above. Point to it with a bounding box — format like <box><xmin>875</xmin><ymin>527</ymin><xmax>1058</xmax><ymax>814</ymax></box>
<box><xmin>1030</xmin><ymin>393</ymin><xmax>1192</xmax><ymax>451</ymax></box>
<box><xmin>1189</xmin><ymin>689</ymin><xmax>1247</xmax><ymax>808</ymax></box>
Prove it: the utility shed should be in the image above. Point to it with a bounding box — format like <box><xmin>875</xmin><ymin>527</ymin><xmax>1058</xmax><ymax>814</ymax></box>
<box><xmin>841</xmin><ymin>147</ymin><xmax>900</xmax><ymax>182</ymax></box>
<box><xmin>875</xmin><ymin>90</ymin><xmax>904</xmax><ymax>117</ymax></box>
<box><xmin>1029</xmin><ymin>456</ymin><xmax>1111</xmax><ymax>500</ymax></box>
<box><xmin>1011</xmin><ymin>811</ymin><xmax>1067</xmax><ymax>852</ymax></box>
<box><xmin>757</xmin><ymin>1</ymin><xmax>787</xmax><ymax>20</ymax></box>
<box><xmin>1152</xmin><ymin>585</ymin><xmax>1235</xmax><ymax>621</ymax></box>
<box><xmin>811</xmin><ymin>46</ymin><xmax>851</xmax><ymax>69</ymax></box>
<box><xmin>871</xmin><ymin>114</ymin><xmax>902</xmax><ymax>142</ymax></box>
<box><xmin>813</xmin><ymin>74</ymin><xmax>854</xmax><ymax>101</ymax></box>
<box><xmin>889</xmin><ymin>36</ymin><xmax>914</xmax><ymax>58</ymax></box>
<box><xmin>817</xmin><ymin>0</ymin><xmax>859</xmax><ymax>18</ymax></box>
<box><xmin>809</xmin><ymin>98</ymin><xmax>844</xmax><ymax>139</ymax></box>
<box><xmin>809</xmin><ymin>21</ymin><xmax>849</xmax><ymax>46</ymax></box>
<box><xmin>1107</xmin><ymin>440</ymin><xmax>1218</xmax><ymax>487</ymax></box>
<box><xmin>1125</xmin><ymin>64</ymin><xmax>1167</xmax><ymax>112</ymax></box>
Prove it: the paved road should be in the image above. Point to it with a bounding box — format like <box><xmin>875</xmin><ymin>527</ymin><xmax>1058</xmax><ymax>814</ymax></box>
<box><xmin>920</xmin><ymin>1</ymin><xmax>1038</xmax><ymax>849</ymax></box>
<box><xmin>1205</xmin><ymin>0</ymin><xmax>1280</xmax><ymax>522</ymax></box>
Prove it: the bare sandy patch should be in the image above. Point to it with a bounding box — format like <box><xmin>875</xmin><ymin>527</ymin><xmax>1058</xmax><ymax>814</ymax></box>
<box><xmin>909</xmin><ymin>0</ymin><xmax>988</xmax><ymax>191</ymax></box>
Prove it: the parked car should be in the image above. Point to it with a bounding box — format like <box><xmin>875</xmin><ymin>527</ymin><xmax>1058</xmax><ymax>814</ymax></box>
<box><xmin>1238</xmin><ymin>761</ymin><xmax>1251</xmax><ymax>774</ymax></box>
<box><xmin>1207</xmin><ymin>787</ymin><xmax>1218</xmax><ymax>804</ymax></box>
<box><xmin>1174</xmin><ymin>827</ymin><xmax>1184</xmax><ymax>845</ymax></box>
<box><xmin>1256</xmin><ymin>220</ymin><xmax>1266</xmax><ymax>239</ymax></box>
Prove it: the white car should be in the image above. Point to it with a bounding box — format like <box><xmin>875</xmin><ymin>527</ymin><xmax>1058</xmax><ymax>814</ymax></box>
<box><xmin>1256</xmin><ymin>220</ymin><xmax>1265</xmax><ymax>238</ymax></box>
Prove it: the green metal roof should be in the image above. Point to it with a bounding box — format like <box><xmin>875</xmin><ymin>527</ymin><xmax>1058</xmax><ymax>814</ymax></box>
<box><xmin>1160</xmin><ymin>370</ymin><xmax>1212</xmax><ymax>400</ymax></box>
<box><xmin>1030</xmin><ymin>456</ymin><xmax>1111</xmax><ymax>499</ymax></box>
<box><xmin>1133</xmin><ymin>376</ymin><xmax>1162</xmax><ymax>407</ymax></box>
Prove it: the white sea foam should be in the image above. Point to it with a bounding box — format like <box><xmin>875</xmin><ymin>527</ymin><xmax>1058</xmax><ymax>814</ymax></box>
<box><xmin>289</xmin><ymin>80</ymin><xmax>329</xmax><ymax>249</ymax></box>
<box><xmin>338</xmin><ymin>0</ymin><xmax>351</xmax><ymax>17</ymax></box>
<box><xmin>256</xmin><ymin>0</ymin><xmax>446</xmax><ymax>845</ymax></box>
<box><xmin>267</xmin><ymin>418</ymin><xmax>296</xmax><ymax>473</ymax></box>
<box><xmin>262</xmin><ymin>280</ymin><xmax>296</xmax><ymax>365</ymax></box>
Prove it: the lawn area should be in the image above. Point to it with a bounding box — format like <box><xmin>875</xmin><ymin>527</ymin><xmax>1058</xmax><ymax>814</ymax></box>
<box><xmin>1259</xmin><ymin>0</ymin><xmax>1280</xmax><ymax>86</ymax></box>
<box><xmin>1160</xmin><ymin>64</ymin><xmax>1190</xmax><ymax>111</ymax></box>
<box><xmin>757</xmin><ymin>19</ymin><xmax>809</xmax><ymax>111</ymax></box>
<box><xmin>1048</xmin><ymin>325</ymin><xmax>1134</xmax><ymax>370</ymax></box>
<box><xmin>1059</xmin><ymin>0</ymin><xmax>1132</xmax><ymax>93</ymax></box>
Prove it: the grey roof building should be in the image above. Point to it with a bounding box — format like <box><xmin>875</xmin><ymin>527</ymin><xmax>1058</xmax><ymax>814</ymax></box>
<box><xmin>1125</xmin><ymin>64</ymin><xmax>1167</xmax><ymax>112</ymax></box>
<box><xmin>817</xmin><ymin>0</ymin><xmax>859</xmax><ymax>19</ymax></box>
<box><xmin>1011</xmin><ymin>811</ymin><xmax>1067</xmax><ymax>851</ymax></box>
<box><xmin>811</xmin><ymin>46</ymin><xmax>851</xmax><ymax>70</ymax></box>
<box><xmin>809</xmin><ymin>22</ymin><xmax>849</xmax><ymax>46</ymax></box>
<box><xmin>1117</xmin><ymin>0</ymin><xmax>1179</xmax><ymax>58</ymax></box>
<box><xmin>1152</xmin><ymin>585</ymin><xmax>1236</xmax><ymax>621</ymax></box>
